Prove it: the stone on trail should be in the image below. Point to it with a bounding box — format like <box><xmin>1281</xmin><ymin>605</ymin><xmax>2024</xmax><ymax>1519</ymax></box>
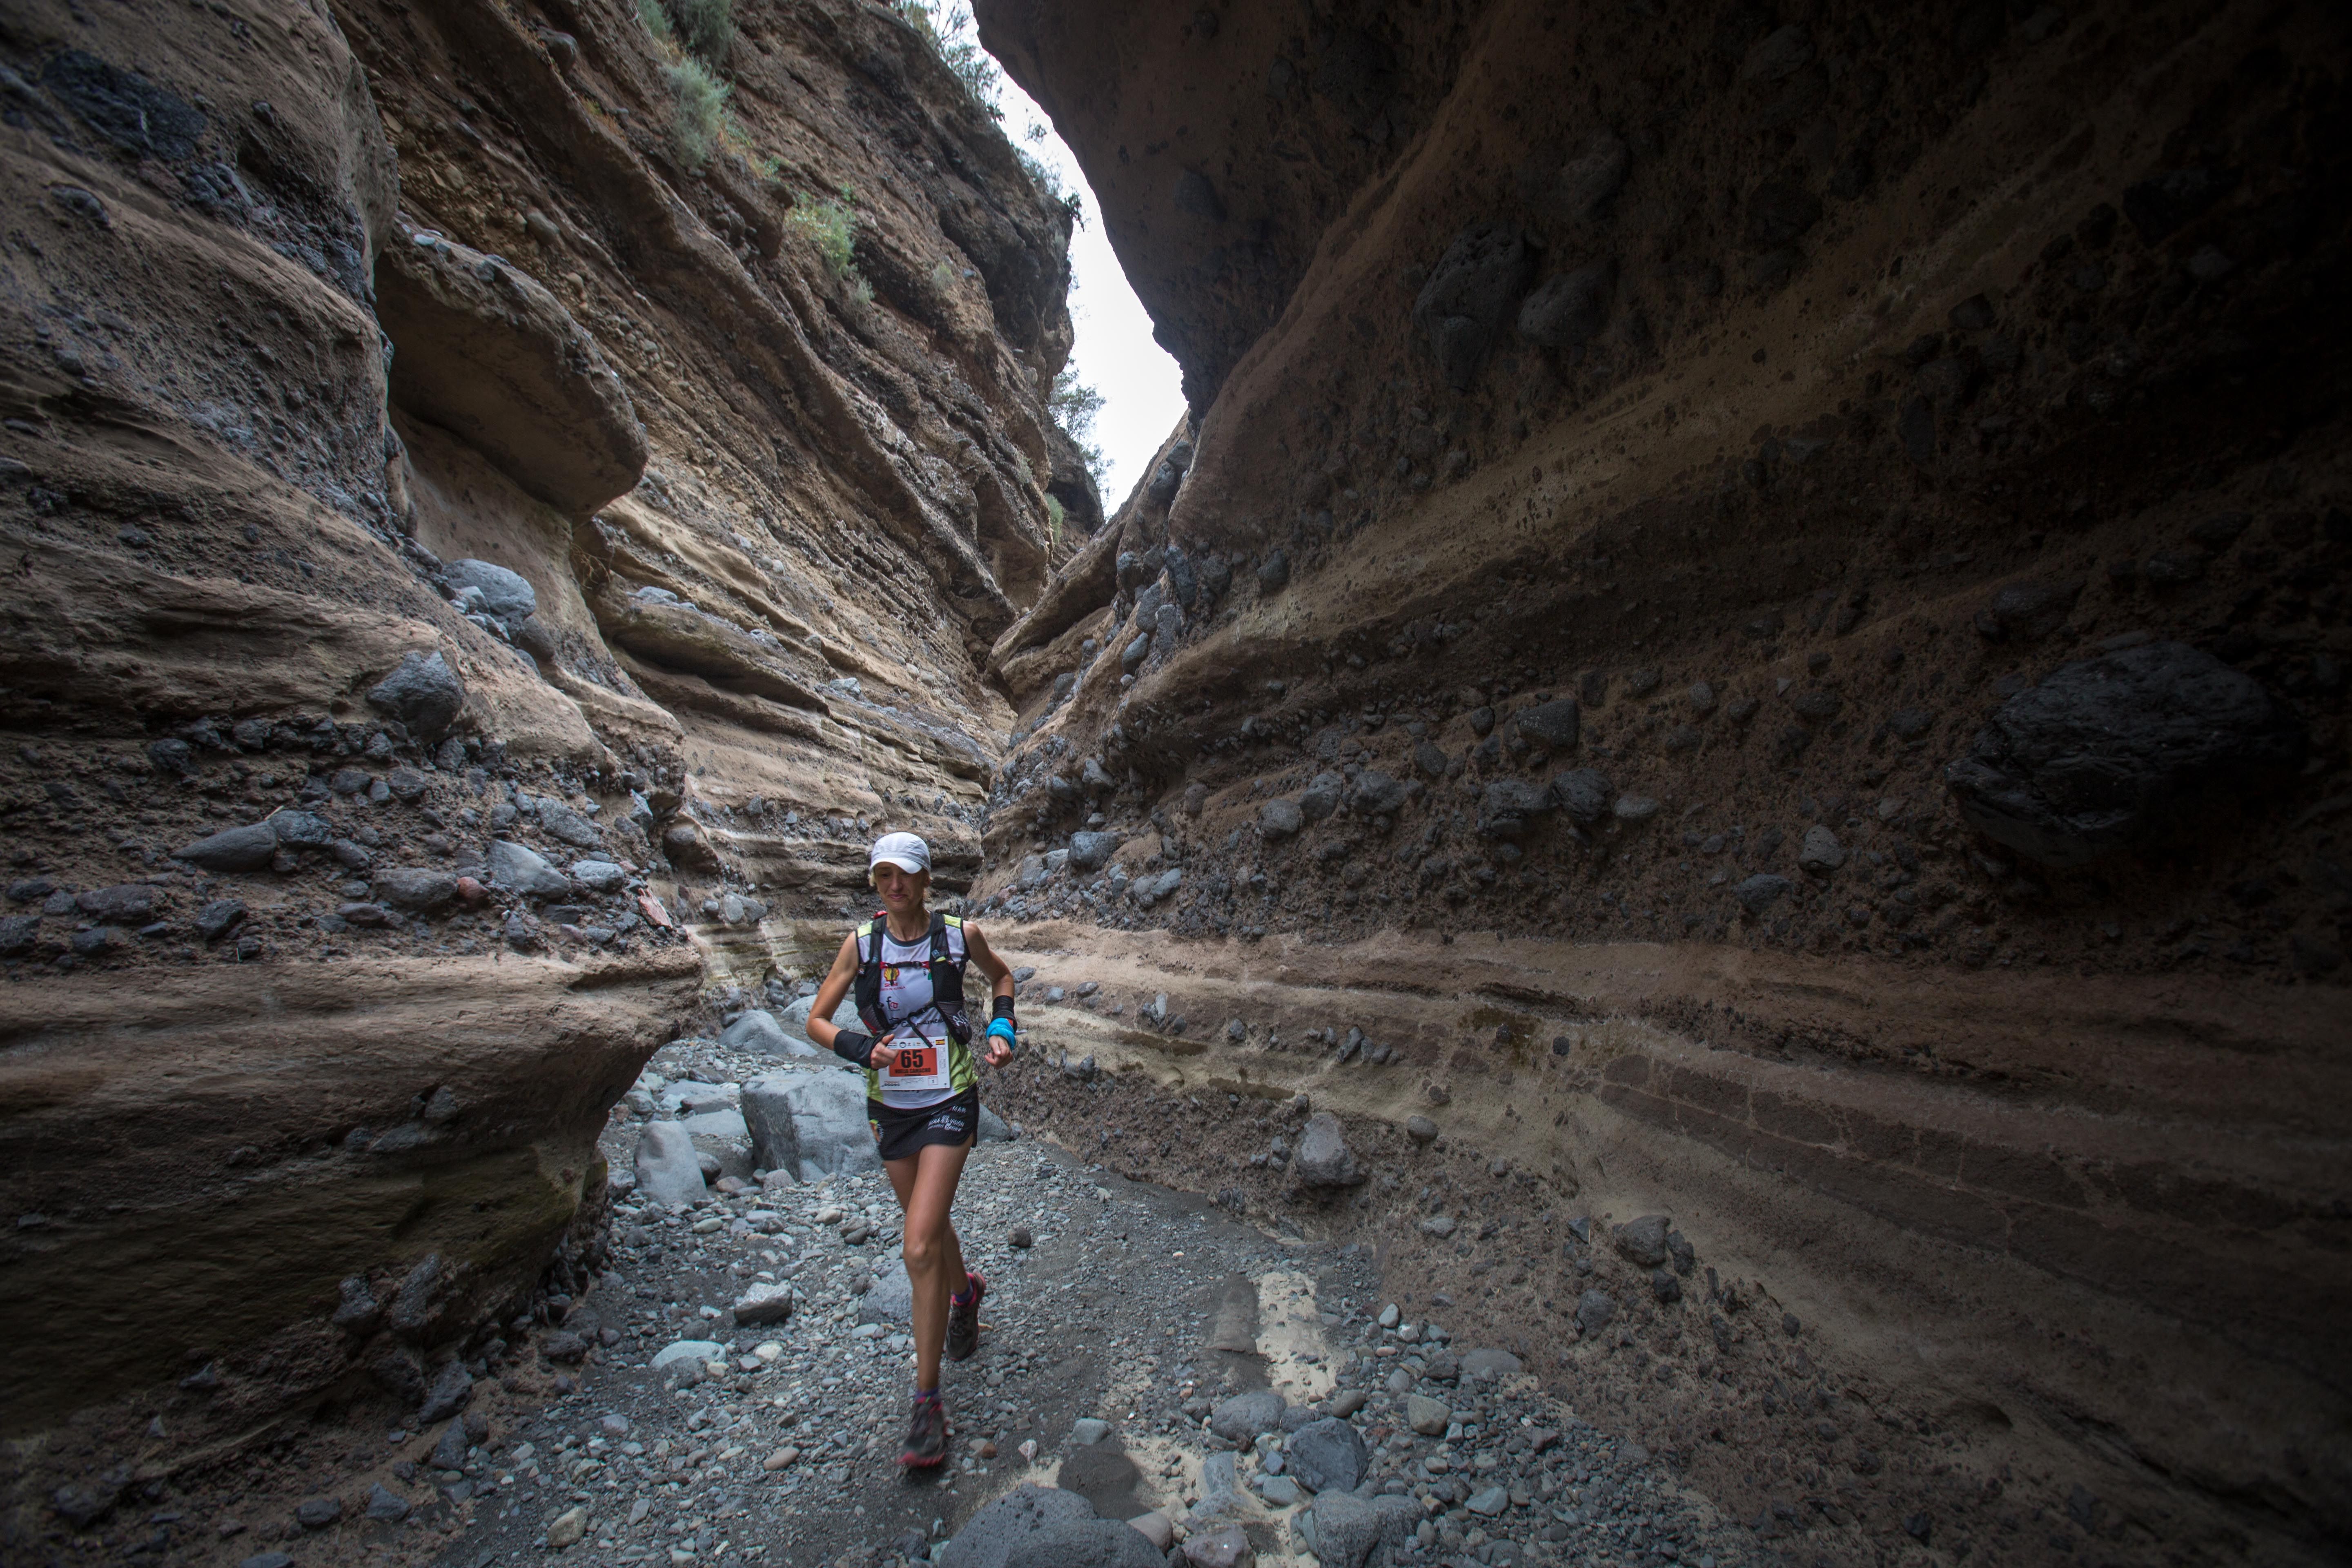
<box><xmin>1259</xmin><ymin>797</ymin><xmax>1303</xmax><ymax>837</ymax></box>
<box><xmin>942</xmin><ymin>1483</ymin><xmax>1160</xmax><ymax>1568</ymax></box>
<box><xmin>1181</xmin><ymin>1521</ymin><xmax>1256</xmax><ymax>1568</ymax></box>
<box><xmin>649</xmin><ymin>1339</ymin><xmax>724</xmax><ymax>1372</ymax></box>
<box><xmin>1285</xmin><ymin>1416</ymin><xmax>1368</xmax><ymax>1493</ymax></box>
<box><xmin>1576</xmin><ymin>1288</ymin><xmax>1618</xmax><ymax>1335</ymax></box>
<box><xmin>1127</xmin><ymin>1512</ymin><xmax>1174</xmax><ymax>1552</ymax></box>
<box><xmin>858</xmin><ymin>1255</ymin><xmax>913</xmax><ymax>1325</ymax></box>
<box><xmin>1070</xmin><ymin>1417</ymin><xmax>1111</xmax><ymax>1446</ymax></box>
<box><xmin>1293</xmin><ymin>1111</ymin><xmax>1365</xmax><ymax>1187</ymax></box>
<box><xmin>546</xmin><ymin>1504</ymin><xmax>587</xmax><ymax>1547</ymax></box>
<box><xmin>741</xmin><ymin>1070</ymin><xmax>883</xmax><ymax>1183</ymax></box>
<box><xmin>1466</xmin><ymin>1485</ymin><xmax>1510</xmax><ymax>1517</ymax></box>
<box><xmin>1459</xmin><ymin>1347</ymin><xmax>1523</xmax><ymax>1380</ymax></box>
<box><xmin>1068</xmin><ymin>830</ymin><xmax>1118</xmax><ymax>870</ymax></box>
<box><xmin>1208</xmin><ymin>1389</ymin><xmax>1287</xmax><ymax>1444</ymax></box>
<box><xmin>1615</xmin><ymin>1214</ymin><xmax>1672</xmax><ymax>1267</ymax></box>
<box><xmin>364</xmin><ymin>1482</ymin><xmax>410</xmax><ymax>1522</ymax></box>
<box><xmin>1303</xmin><ymin>1490</ymin><xmax>1416</xmax><ymax>1568</ymax></box>
<box><xmin>294</xmin><ymin>1494</ymin><xmax>342</xmax><ymax>1528</ymax></box>
<box><xmin>633</xmin><ymin>1120</ymin><xmax>708</xmax><ymax>1207</ymax></box>
<box><xmin>731</xmin><ymin>1280</ymin><xmax>795</xmax><ymax>1327</ymax></box>
<box><xmin>1405</xmin><ymin>1114</ymin><xmax>1439</xmax><ymax>1144</ymax></box>
<box><xmin>570</xmin><ymin>859</ymin><xmax>627</xmax><ymax>893</ymax></box>
<box><xmin>1406</xmin><ymin>1394</ymin><xmax>1450</xmax><ymax>1436</ymax></box>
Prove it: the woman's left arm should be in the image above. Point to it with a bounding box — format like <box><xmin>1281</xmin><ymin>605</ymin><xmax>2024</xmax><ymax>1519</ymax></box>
<box><xmin>963</xmin><ymin>924</ymin><xmax>1017</xmax><ymax>1065</ymax></box>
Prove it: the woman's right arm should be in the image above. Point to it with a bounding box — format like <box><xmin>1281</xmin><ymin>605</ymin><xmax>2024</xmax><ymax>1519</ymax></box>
<box><xmin>806</xmin><ymin>933</ymin><xmax>881</xmax><ymax>1069</ymax></box>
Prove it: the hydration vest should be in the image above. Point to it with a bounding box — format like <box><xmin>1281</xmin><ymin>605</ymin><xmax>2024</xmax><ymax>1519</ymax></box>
<box><xmin>852</xmin><ymin>911</ymin><xmax>973</xmax><ymax>1047</ymax></box>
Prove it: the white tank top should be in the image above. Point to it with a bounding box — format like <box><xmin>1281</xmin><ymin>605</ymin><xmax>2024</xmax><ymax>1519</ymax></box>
<box><xmin>869</xmin><ymin>923</ymin><xmax>967</xmax><ymax>1109</ymax></box>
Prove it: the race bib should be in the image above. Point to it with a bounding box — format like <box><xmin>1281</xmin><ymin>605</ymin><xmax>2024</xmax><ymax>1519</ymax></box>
<box><xmin>890</xmin><ymin>1044</ymin><xmax>938</xmax><ymax>1078</ymax></box>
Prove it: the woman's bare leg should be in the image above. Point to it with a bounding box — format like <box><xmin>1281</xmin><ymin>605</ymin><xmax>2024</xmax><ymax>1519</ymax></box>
<box><xmin>884</xmin><ymin>1137</ymin><xmax>974</xmax><ymax>1393</ymax></box>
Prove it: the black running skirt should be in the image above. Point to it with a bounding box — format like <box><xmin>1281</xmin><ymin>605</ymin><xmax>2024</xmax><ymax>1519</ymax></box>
<box><xmin>867</xmin><ymin>1088</ymin><xmax>979</xmax><ymax>1162</ymax></box>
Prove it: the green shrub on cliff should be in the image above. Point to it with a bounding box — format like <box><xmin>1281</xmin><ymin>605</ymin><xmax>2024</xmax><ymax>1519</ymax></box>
<box><xmin>788</xmin><ymin>187</ymin><xmax>860</xmax><ymax>282</ymax></box>
<box><xmin>895</xmin><ymin>1</ymin><xmax>1002</xmax><ymax>119</ymax></box>
<box><xmin>664</xmin><ymin>57</ymin><xmax>729</xmax><ymax>170</ymax></box>
<box><xmin>667</xmin><ymin>0</ymin><xmax>733</xmax><ymax>66</ymax></box>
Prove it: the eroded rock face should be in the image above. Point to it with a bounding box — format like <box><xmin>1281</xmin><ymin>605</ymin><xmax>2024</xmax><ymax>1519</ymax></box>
<box><xmin>375</xmin><ymin>229</ymin><xmax>647</xmax><ymax>516</ymax></box>
<box><xmin>0</xmin><ymin>0</ymin><xmax>1083</xmax><ymax>1492</ymax></box>
<box><xmin>969</xmin><ymin>0</ymin><xmax>2351</xmax><ymax>1556</ymax></box>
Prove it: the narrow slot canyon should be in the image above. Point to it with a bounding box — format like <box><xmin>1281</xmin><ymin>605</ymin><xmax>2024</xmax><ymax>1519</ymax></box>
<box><xmin>0</xmin><ymin>1</ymin><xmax>2344</xmax><ymax>1567</ymax></box>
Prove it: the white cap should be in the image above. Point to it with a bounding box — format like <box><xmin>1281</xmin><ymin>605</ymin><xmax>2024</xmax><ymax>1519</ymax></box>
<box><xmin>868</xmin><ymin>832</ymin><xmax>931</xmax><ymax>874</ymax></box>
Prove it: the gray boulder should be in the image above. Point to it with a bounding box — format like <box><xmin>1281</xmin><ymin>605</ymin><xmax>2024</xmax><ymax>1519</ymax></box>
<box><xmin>781</xmin><ymin>989</ymin><xmax>859</xmax><ymax>1044</ymax></box>
<box><xmin>372</xmin><ymin>868</ymin><xmax>458</xmax><ymax>912</ymax></box>
<box><xmin>1512</xmin><ymin>697</ymin><xmax>1581</xmax><ymax>750</ymax></box>
<box><xmin>537</xmin><ymin>799</ymin><xmax>603</xmax><ymax>848</ymax></box>
<box><xmin>571</xmin><ymin>859</ymin><xmax>627</xmax><ymax>893</ymax></box>
<box><xmin>1413</xmin><ymin>221</ymin><xmax>1535</xmax><ymax>390</ymax></box>
<box><xmin>1296</xmin><ymin>771</ymin><xmax>1343</xmax><ymax>822</ymax></box>
<box><xmin>1459</xmin><ymin>1348</ymin><xmax>1523</xmax><ymax>1380</ymax></box>
<box><xmin>1294</xmin><ymin>1112</ymin><xmax>1366</xmax><ymax>1187</ymax></box>
<box><xmin>268</xmin><ymin>808</ymin><xmax>333</xmax><ymax>848</ymax></box>
<box><xmin>1478</xmin><ymin>777</ymin><xmax>1554</xmax><ymax>838</ymax></box>
<box><xmin>634</xmin><ymin>1120</ymin><xmax>708</xmax><ymax>1207</ymax></box>
<box><xmin>740</xmin><ymin>1070</ymin><xmax>882</xmax><ymax>1184</ymax></box>
<box><xmin>1130</xmin><ymin>868</ymin><xmax>1183</xmax><ymax>908</ymax></box>
<box><xmin>1575</xmin><ymin>1288</ymin><xmax>1617</xmax><ymax>1335</ymax></box>
<box><xmin>1550</xmin><ymin>768</ymin><xmax>1614</xmax><ymax>826</ymax></box>
<box><xmin>1734</xmin><ymin>873</ymin><xmax>1791</xmax><ymax>915</ymax></box>
<box><xmin>1068</xmin><ymin>831</ymin><xmax>1118</xmax><ymax>871</ymax></box>
<box><xmin>858</xmin><ymin>1255</ymin><xmax>913</xmax><ymax>1325</ymax></box>
<box><xmin>731</xmin><ymin>1280</ymin><xmax>795</xmax><ymax>1327</ymax></box>
<box><xmin>366</xmin><ymin>650</ymin><xmax>466</xmax><ymax>739</ymax></box>
<box><xmin>488</xmin><ymin>840</ymin><xmax>571</xmax><ymax>898</ymax></box>
<box><xmin>1286</xmin><ymin>1416</ymin><xmax>1368</xmax><ymax>1493</ymax></box>
<box><xmin>1943</xmin><ymin>640</ymin><xmax>2303</xmax><ymax>867</ymax></box>
<box><xmin>719</xmin><ymin>1010</ymin><xmax>817</xmax><ymax>1058</ymax></box>
<box><xmin>1304</xmin><ymin>1490</ymin><xmax>1417</xmax><ymax>1568</ymax></box>
<box><xmin>443</xmin><ymin>558</ymin><xmax>537</xmax><ymax>621</ymax></box>
<box><xmin>1614</xmin><ymin>1214</ymin><xmax>1671</xmax><ymax>1267</ymax></box>
<box><xmin>942</xmin><ymin>1484</ymin><xmax>1160</xmax><ymax>1568</ymax></box>
<box><xmin>1208</xmin><ymin>1389</ymin><xmax>1287</xmax><ymax>1444</ymax></box>
<box><xmin>1517</xmin><ymin>260</ymin><xmax>1615</xmax><ymax>350</ymax></box>
<box><xmin>1260</xmin><ymin>798</ymin><xmax>1303</xmax><ymax>837</ymax></box>
<box><xmin>1350</xmin><ymin>770</ymin><xmax>1411</xmax><ymax>817</ymax></box>
<box><xmin>1797</xmin><ymin>825</ymin><xmax>1846</xmax><ymax>874</ymax></box>
<box><xmin>174</xmin><ymin>820</ymin><xmax>277</xmax><ymax>872</ymax></box>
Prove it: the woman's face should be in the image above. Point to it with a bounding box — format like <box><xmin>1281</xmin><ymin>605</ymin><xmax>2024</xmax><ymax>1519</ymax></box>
<box><xmin>873</xmin><ymin>862</ymin><xmax>927</xmax><ymax>913</ymax></box>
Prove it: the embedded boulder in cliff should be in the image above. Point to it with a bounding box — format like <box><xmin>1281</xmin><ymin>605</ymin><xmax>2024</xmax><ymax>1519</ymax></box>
<box><xmin>376</xmin><ymin>228</ymin><xmax>647</xmax><ymax>516</ymax></box>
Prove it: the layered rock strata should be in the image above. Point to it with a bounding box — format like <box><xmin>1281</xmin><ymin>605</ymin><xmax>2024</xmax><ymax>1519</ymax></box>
<box><xmin>0</xmin><ymin>0</ymin><xmax>1085</xmax><ymax>1523</ymax></box>
<box><xmin>974</xmin><ymin>0</ymin><xmax>2351</xmax><ymax>1559</ymax></box>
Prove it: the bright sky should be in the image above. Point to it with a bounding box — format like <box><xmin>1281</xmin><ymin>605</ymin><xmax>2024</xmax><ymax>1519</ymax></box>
<box><xmin>985</xmin><ymin>50</ymin><xmax>1186</xmax><ymax>509</ymax></box>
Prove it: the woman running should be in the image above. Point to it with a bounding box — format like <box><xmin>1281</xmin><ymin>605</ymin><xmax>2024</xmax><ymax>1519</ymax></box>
<box><xmin>804</xmin><ymin>831</ymin><xmax>1017</xmax><ymax>1468</ymax></box>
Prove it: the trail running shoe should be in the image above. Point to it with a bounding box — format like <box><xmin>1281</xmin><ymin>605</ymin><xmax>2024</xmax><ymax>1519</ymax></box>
<box><xmin>902</xmin><ymin>1391</ymin><xmax>948</xmax><ymax>1468</ymax></box>
<box><xmin>946</xmin><ymin>1271</ymin><xmax>986</xmax><ymax>1361</ymax></box>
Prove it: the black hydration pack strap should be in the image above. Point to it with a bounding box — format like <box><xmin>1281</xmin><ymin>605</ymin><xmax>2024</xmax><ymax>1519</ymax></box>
<box><xmin>854</xmin><ymin>912</ymin><xmax>970</xmax><ymax>1046</ymax></box>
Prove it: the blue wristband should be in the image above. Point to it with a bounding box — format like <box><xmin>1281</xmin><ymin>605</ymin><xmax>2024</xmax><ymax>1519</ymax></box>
<box><xmin>986</xmin><ymin>1017</ymin><xmax>1016</xmax><ymax>1043</ymax></box>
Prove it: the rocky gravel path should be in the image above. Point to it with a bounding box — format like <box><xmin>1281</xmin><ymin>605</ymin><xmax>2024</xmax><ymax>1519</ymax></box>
<box><xmin>406</xmin><ymin>1042</ymin><xmax>1755</xmax><ymax>1568</ymax></box>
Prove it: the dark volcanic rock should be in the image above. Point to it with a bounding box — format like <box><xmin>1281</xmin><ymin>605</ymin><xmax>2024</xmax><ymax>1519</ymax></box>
<box><xmin>1412</xmin><ymin>222</ymin><xmax>1535</xmax><ymax>390</ymax></box>
<box><xmin>1943</xmin><ymin>641</ymin><xmax>2303</xmax><ymax>866</ymax></box>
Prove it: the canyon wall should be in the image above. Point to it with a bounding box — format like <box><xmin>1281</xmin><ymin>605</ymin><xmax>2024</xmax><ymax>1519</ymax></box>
<box><xmin>0</xmin><ymin>0</ymin><xmax>1084</xmax><ymax>1530</ymax></box>
<box><xmin>974</xmin><ymin>0</ymin><xmax>2350</xmax><ymax>1561</ymax></box>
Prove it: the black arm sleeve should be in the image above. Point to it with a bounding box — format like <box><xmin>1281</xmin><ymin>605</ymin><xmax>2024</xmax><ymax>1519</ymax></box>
<box><xmin>831</xmin><ymin>1029</ymin><xmax>875</xmax><ymax>1069</ymax></box>
<box><xmin>991</xmin><ymin>994</ymin><xmax>1015</xmax><ymax>1023</ymax></box>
